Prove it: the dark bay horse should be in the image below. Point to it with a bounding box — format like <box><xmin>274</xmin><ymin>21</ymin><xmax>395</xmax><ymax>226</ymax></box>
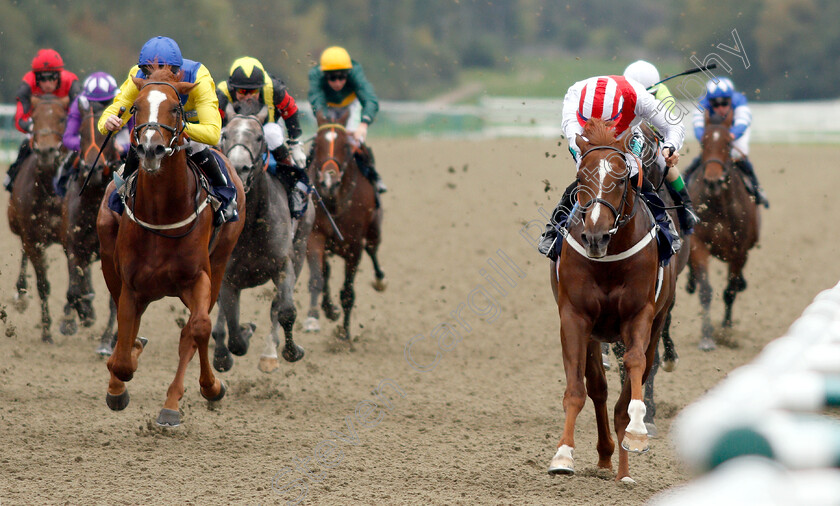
<box><xmin>7</xmin><ymin>94</ymin><xmax>69</xmax><ymax>343</ymax></box>
<box><xmin>213</xmin><ymin>106</ymin><xmax>314</xmax><ymax>374</ymax></box>
<box><xmin>686</xmin><ymin>111</ymin><xmax>760</xmax><ymax>350</ymax></box>
<box><xmin>548</xmin><ymin>118</ymin><xmax>676</xmax><ymax>482</ymax></box>
<box><xmin>304</xmin><ymin>110</ymin><xmax>385</xmax><ymax>341</ymax></box>
<box><xmin>60</xmin><ymin>98</ymin><xmax>120</xmax><ymax>355</ymax></box>
<box><xmin>96</xmin><ymin>67</ymin><xmax>245</xmax><ymax>427</ymax></box>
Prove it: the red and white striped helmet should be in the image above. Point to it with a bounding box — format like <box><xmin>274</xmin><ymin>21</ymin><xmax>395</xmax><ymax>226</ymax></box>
<box><xmin>576</xmin><ymin>76</ymin><xmax>625</xmax><ymax>127</ymax></box>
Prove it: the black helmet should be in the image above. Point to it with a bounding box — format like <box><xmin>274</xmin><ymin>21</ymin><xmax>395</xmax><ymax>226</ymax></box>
<box><xmin>229</xmin><ymin>57</ymin><xmax>266</xmax><ymax>90</ymax></box>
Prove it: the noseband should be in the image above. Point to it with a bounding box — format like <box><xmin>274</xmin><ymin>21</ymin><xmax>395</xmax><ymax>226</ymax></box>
<box><xmin>131</xmin><ymin>81</ymin><xmax>187</xmax><ymax>157</ymax></box>
<box><xmin>577</xmin><ymin>145</ymin><xmax>639</xmax><ymax>235</ymax></box>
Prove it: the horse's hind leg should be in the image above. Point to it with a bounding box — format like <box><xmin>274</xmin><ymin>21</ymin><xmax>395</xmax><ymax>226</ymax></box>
<box><xmin>661</xmin><ymin>298</ymin><xmax>679</xmax><ymax>371</ymax></box>
<box><xmin>211</xmin><ymin>290</ymin><xmax>233</xmax><ymax>373</ymax></box>
<box><xmin>690</xmin><ymin>243</ymin><xmax>715</xmax><ymax>350</ymax></box>
<box><xmin>27</xmin><ymin>245</ymin><xmax>53</xmax><ymax>343</ymax></box>
<box><xmin>321</xmin><ymin>259</ymin><xmax>341</xmax><ymax>321</ymax></box>
<box><xmin>14</xmin><ymin>250</ymin><xmax>28</xmax><ymax>312</ymax></box>
<box><xmin>366</xmin><ymin>213</ymin><xmax>386</xmax><ymax>292</ymax></box>
<box><xmin>722</xmin><ymin>257</ymin><xmax>748</xmax><ymax>329</ymax></box>
<box><xmin>585</xmin><ymin>340</ymin><xmax>615</xmax><ymax>470</ymax></box>
<box><xmin>338</xmin><ymin>253</ymin><xmax>362</xmax><ymax>341</ymax></box>
<box><xmin>305</xmin><ymin>234</ymin><xmax>328</xmax><ymax>332</ymax></box>
<box><xmin>261</xmin><ymin>261</ymin><xmax>304</xmax><ymax>373</ymax></box>
<box><xmin>96</xmin><ymin>298</ymin><xmax>118</xmax><ymax>356</ymax></box>
<box><xmin>642</xmin><ymin>345</ymin><xmax>660</xmax><ymax>437</ymax></box>
<box><xmin>223</xmin><ymin>285</ymin><xmax>252</xmax><ymax>357</ymax></box>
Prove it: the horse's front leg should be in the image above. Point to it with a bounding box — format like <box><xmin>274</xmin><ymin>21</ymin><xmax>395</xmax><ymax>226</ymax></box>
<box><xmin>722</xmin><ymin>255</ymin><xmax>748</xmax><ymax>329</ymax></box>
<box><xmin>96</xmin><ymin>298</ymin><xmax>118</xmax><ymax>356</ymax></box>
<box><xmin>211</xmin><ymin>287</ymin><xmax>233</xmax><ymax>373</ymax></box>
<box><xmin>689</xmin><ymin>240</ymin><xmax>715</xmax><ymax>350</ymax></box>
<box><xmin>548</xmin><ymin>308</ymin><xmax>592</xmax><ymax>475</ymax></box>
<box><xmin>338</xmin><ymin>250</ymin><xmax>362</xmax><ymax>341</ymax></box>
<box><xmin>60</xmin><ymin>247</ymin><xmax>92</xmax><ymax>336</ymax></box>
<box><xmin>585</xmin><ymin>339</ymin><xmax>615</xmax><ymax>471</ymax></box>
<box><xmin>105</xmin><ymin>286</ymin><xmax>148</xmax><ymax>411</ymax></box>
<box><xmin>260</xmin><ymin>259</ymin><xmax>304</xmax><ymax>373</ymax></box>
<box><xmin>304</xmin><ymin>233</ymin><xmax>327</xmax><ymax>332</ymax></box>
<box><xmin>13</xmin><ymin>249</ymin><xmax>29</xmax><ymax>313</ymax></box>
<box><xmin>614</xmin><ymin>305</ymin><xmax>656</xmax><ymax>482</ymax></box>
<box><xmin>223</xmin><ymin>284</ymin><xmax>253</xmax><ymax>357</ymax></box>
<box><xmin>27</xmin><ymin>244</ymin><xmax>53</xmax><ymax>343</ymax></box>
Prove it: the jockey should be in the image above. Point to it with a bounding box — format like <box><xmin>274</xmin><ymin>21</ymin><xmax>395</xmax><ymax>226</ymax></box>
<box><xmin>685</xmin><ymin>77</ymin><xmax>769</xmax><ymax>208</ymax></box>
<box><xmin>99</xmin><ymin>36</ymin><xmax>238</xmax><ymax>225</ymax></box>
<box><xmin>537</xmin><ymin>74</ymin><xmax>697</xmax><ymax>261</ymax></box>
<box><xmin>54</xmin><ymin>71</ymin><xmax>130</xmax><ymax>197</ymax></box>
<box><xmin>4</xmin><ymin>48</ymin><xmax>80</xmax><ymax>192</ymax></box>
<box><xmin>308</xmin><ymin>46</ymin><xmax>386</xmax><ymax>193</ymax></box>
<box><xmin>217</xmin><ymin>56</ymin><xmax>310</xmax><ymax>218</ymax></box>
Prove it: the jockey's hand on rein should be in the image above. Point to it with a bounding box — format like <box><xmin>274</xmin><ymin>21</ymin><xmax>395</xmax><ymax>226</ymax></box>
<box><xmin>105</xmin><ymin>114</ymin><xmax>122</xmax><ymax>132</ymax></box>
<box><xmin>664</xmin><ymin>146</ymin><xmax>680</xmax><ymax>167</ymax></box>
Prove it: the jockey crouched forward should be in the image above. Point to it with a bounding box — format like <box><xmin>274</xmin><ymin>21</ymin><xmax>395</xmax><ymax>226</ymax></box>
<box><xmin>4</xmin><ymin>48</ymin><xmax>80</xmax><ymax>192</ymax></box>
<box><xmin>98</xmin><ymin>36</ymin><xmax>238</xmax><ymax>226</ymax></box>
<box><xmin>538</xmin><ymin>74</ymin><xmax>699</xmax><ymax>261</ymax></box>
<box><xmin>217</xmin><ymin>56</ymin><xmax>310</xmax><ymax>218</ymax></box>
<box><xmin>308</xmin><ymin>46</ymin><xmax>386</xmax><ymax>194</ymax></box>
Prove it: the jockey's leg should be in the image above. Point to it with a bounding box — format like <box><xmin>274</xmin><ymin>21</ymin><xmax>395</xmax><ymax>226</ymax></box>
<box><xmin>270</xmin><ymin>147</ymin><xmax>310</xmax><ymax>219</ymax></box>
<box><xmin>664</xmin><ymin>167</ymin><xmax>700</xmax><ymax>234</ymax></box>
<box><xmin>4</xmin><ymin>139</ymin><xmax>32</xmax><ymax>192</ymax></box>
<box><xmin>538</xmin><ymin>179</ymin><xmax>578</xmax><ymax>260</ymax></box>
<box><xmin>734</xmin><ymin>158</ymin><xmax>769</xmax><ymax>208</ymax></box>
<box><xmin>53</xmin><ymin>151</ymin><xmax>78</xmax><ymax>197</ymax></box>
<box><xmin>189</xmin><ymin>146</ymin><xmax>238</xmax><ymax>225</ymax></box>
<box><xmin>354</xmin><ymin>144</ymin><xmax>386</xmax><ymax>193</ymax></box>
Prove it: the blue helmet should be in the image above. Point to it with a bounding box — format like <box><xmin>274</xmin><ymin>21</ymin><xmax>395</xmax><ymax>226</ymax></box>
<box><xmin>138</xmin><ymin>36</ymin><xmax>183</xmax><ymax>67</ymax></box>
<box><xmin>705</xmin><ymin>77</ymin><xmax>735</xmax><ymax>100</ymax></box>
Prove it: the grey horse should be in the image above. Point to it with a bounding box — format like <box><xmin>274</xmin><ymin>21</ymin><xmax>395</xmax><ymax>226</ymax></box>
<box><xmin>213</xmin><ymin>104</ymin><xmax>315</xmax><ymax>373</ymax></box>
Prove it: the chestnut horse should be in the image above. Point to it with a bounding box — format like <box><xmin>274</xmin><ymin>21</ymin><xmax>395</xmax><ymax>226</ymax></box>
<box><xmin>686</xmin><ymin>111</ymin><xmax>760</xmax><ymax>350</ymax></box>
<box><xmin>548</xmin><ymin>118</ymin><xmax>676</xmax><ymax>482</ymax></box>
<box><xmin>213</xmin><ymin>106</ymin><xmax>314</xmax><ymax>374</ymax></box>
<box><xmin>96</xmin><ymin>67</ymin><xmax>245</xmax><ymax>427</ymax></box>
<box><xmin>304</xmin><ymin>110</ymin><xmax>385</xmax><ymax>340</ymax></box>
<box><xmin>7</xmin><ymin>94</ymin><xmax>69</xmax><ymax>343</ymax></box>
<box><xmin>60</xmin><ymin>98</ymin><xmax>120</xmax><ymax>355</ymax></box>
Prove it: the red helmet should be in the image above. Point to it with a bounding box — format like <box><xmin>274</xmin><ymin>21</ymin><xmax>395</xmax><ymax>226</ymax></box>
<box><xmin>31</xmin><ymin>49</ymin><xmax>64</xmax><ymax>72</ymax></box>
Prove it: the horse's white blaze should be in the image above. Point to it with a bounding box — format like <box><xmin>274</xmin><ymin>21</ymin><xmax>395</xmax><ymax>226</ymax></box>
<box><xmin>712</xmin><ymin>130</ymin><xmax>720</xmax><ymax>142</ymax></box>
<box><xmin>588</xmin><ymin>159</ymin><xmax>610</xmax><ymax>226</ymax></box>
<box><xmin>324</xmin><ymin>131</ymin><xmax>338</xmax><ymax>142</ymax></box>
<box><xmin>143</xmin><ymin>90</ymin><xmax>168</xmax><ymax>145</ymax></box>
<box><xmin>626</xmin><ymin>399</ymin><xmax>647</xmax><ymax>435</ymax></box>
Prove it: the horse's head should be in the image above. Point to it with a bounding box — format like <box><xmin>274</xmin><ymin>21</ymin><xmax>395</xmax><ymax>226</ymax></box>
<box><xmin>220</xmin><ymin>106</ymin><xmax>268</xmax><ymax>192</ymax></box>
<box><xmin>30</xmin><ymin>94</ymin><xmax>69</xmax><ymax>167</ymax></box>
<box><xmin>311</xmin><ymin>109</ymin><xmax>354</xmax><ymax>198</ymax></box>
<box><xmin>700</xmin><ymin>110</ymin><xmax>734</xmax><ymax>195</ymax></box>
<box><xmin>130</xmin><ymin>65</ymin><xmax>195</xmax><ymax>174</ymax></box>
<box><xmin>573</xmin><ymin>118</ymin><xmax>635</xmax><ymax>258</ymax></box>
<box><xmin>78</xmin><ymin>98</ymin><xmax>120</xmax><ymax>180</ymax></box>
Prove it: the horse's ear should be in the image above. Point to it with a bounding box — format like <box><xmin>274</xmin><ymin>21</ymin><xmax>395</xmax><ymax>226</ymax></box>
<box><xmin>225</xmin><ymin>102</ymin><xmax>236</xmax><ymax>119</ymax></box>
<box><xmin>174</xmin><ymin>81</ymin><xmax>197</xmax><ymax>96</ymax></box>
<box><xmin>78</xmin><ymin>96</ymin><xmax>90</xmax><ymax>112</ymax></box>
<box><xmin>315</xmin><ymin>110</ymin><xmax>326</xmax><ymax>125</ymax></box>
<box><xmin>256</xmin><ymin>105</ymin><xmax>269</xmax><ymax>123</ymax></box>
<box><xmin>724</xmin><ymin>108</ymin><xmax>734</xmax><ymax>127</ymax></box>
<box><xmin>31</xmin><ymin>96</ymin><xmax>41</xmax><ymax>108</ymax></box>
<box><xmin>338</xmin><ymin>108</ymin><xmax>351</xmax><ymax>126</ymax></box>
<box><xmin>60</xmin><ymin>96</ymin><xmax>70</xmax><ymax>108</ymax></box>
<box><xmin>574</xmin><ymin>134</ymin><xmax>588</xmax><ymax>153</ymax></box>
<box><xmin>131</xmin><ymin>75</ymin><xmax>145</xmax><ymax>91</ymax></box>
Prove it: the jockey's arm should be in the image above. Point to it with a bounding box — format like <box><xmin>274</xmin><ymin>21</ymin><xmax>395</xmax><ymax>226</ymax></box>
<box><xmin>14</xmin><ymin>81</ymin><xmax>34</xmax><ymax>133</ymax></box>
<box><xmin>560</xmin><ymin>80</ymin><xmax>586</xmax><ymax>161</ymax></box>
<box><xmin>62</xmin><ymin>99</ymin><xmax>83</xmax><ymax>152</ymax></box>
<box><xmin>98</xmin><ymin>67</ymin><xmax>140</xmax><ymax>135</ymax></box>
<box><xmin>634</xmin><ymin>83</ymin><xmax>684</xmax><ymax>157</ymax></box>
<box><xmin>273</xmin><ymin>84</ymin><xmax>302</xmax><ymax>140</ymax></box>
<box><xmin>351</xmin><ymin>65</ymin><xmax>379</xmax><ymax>126</ymax></box>
<box><xmin>182</xmin><ymin>66</ymin><xmax>221</xmax><ymax>146</ymax></box>
<box><xmin>692</xmin><ymin>108</ymin><xmax>705</xmax><ymax>141</ymax></box>
<box><xmin>731</xmin><ymin>102</ymin><xmax>752</xmax><ymax>140</ymax></box>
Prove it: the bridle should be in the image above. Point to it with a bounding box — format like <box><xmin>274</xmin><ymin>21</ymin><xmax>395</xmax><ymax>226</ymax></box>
<box><xmin>315</xmin><ymin>122</ymin><xmax>349</xmax><ymax>179</ymax></box>
<box><xmin>222</xmin><ymin>115</ymin><xmax>267</xmax><ymax>192</ymax></box>
<box><xmin>79</xmin><ymin>105</ymin><xmax>118</xmax><ymax>179</ymax></box>
<box><xmin>575</xmin><ymin>145</ymin><xmax>640</xmax><ymax>236</ymax></box>
<box><xmin>131</xmin><ymin>81</ymin><xmax>187</xmax><ymax>158</ymax></box>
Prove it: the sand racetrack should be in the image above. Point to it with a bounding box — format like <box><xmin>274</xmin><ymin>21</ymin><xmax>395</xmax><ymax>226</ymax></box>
<box><xmin>1</xmin><ymin>139</ymin><xmax>838</xmax><ymax>505</ymax></box>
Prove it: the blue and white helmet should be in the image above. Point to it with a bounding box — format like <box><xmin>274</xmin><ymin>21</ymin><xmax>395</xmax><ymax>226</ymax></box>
<box><xmin>705</xmin><ymin>77</ymin><xmax>735</xmax><ymax>100</ymax></box>
<box><xmin>82</xmin><ymin>71</ymin><xmax>119</xmax><ymax>101</ymax></box>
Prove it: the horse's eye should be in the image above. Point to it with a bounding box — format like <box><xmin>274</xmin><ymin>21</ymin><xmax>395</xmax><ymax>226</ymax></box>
<box><xmin>256</xmin><ymin>135</ymin><xmax>263</xmax><ymax>143</ymax></box>
<box><xmin>220</xmin><ymin>132</ymin><xmax>227</xmax><ymax>141</ymax></box>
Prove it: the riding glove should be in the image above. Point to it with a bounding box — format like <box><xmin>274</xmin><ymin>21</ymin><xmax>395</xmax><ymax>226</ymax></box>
<box><xmin>287</xmin><ymin>139</ymin><xmax>307</xmax><ymax>168</ymax></box>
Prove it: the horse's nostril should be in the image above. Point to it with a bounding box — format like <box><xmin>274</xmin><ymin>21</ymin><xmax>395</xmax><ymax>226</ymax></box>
<box><xmin>154</xmin><ymin>145</ymin><xmax>166</xmax><ymax>158</ymax></box>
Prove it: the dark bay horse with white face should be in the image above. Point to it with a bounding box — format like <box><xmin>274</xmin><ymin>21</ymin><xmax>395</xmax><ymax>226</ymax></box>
<box><xmin>60</xmin><ymin>98</ymin><xmax>121</xmax><ymax>354</ymax></box>
<box><xmin>686</xmin><ymin>111</ymin><xmax>760</xmax><ymax>350</ymax></box>
<box><xmin>548</xmin><ymin>119</ymin><xmax>676</xmax><ymax>483</ymax></box>
<box><xmin>304</xmin><ymin>110</ymin><xmax>385</xmax><ymax>341</ymax></box>
<box><xmin>213</xmin><ymin>105</ymin><xmax>314</xmax><ymax>373</ymax></box>
<box><xmin>96</xmin><ymin>67</ymin><xmax>245</xmax><ymax>427</ymax></box>
<box><xmin>7</xmin><ymin>94</ymin><xmax>69</xmax><ymax>343</ymax></box>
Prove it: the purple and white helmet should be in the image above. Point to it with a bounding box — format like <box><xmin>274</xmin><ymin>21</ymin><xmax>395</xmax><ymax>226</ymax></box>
<box><xmin>82</xmin><ymin>71</ymin><xmax>119</xmax><ymax>101</ymax></box>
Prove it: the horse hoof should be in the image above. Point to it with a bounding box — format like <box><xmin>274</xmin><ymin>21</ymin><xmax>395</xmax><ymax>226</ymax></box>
<box><xmin>136</xmin><ymin>336</ymin><xmax>148</xmax><ymax>349</ymax></box>
<box><xmin>645</xmin><ymin>422</ymin><xmax>658</xmax><ymax>438</ymax></box>
<box><xmin>548</xmin><ymin>446</ymin><xmax>575</xmax><ymax>475</ymax></box>
<box><xmin>13</xmin><ymin>293</ymin><xmax>28</xmax><ymax>313</ymax></box>
<box><xmin>303</xmin><ymin>317</ymin><xmax>320</xmax><ymax>333</ymax></box>
<box><xmin>156</xmin><ymin>408</ymin><xmax>180</xmax><ymax>427</ymax></box>
<box><xmin>686</xmin><ymin>279</ymin><xmax>696</xmax><ymax>294</ymax></box>
<box><xmin>621</xmin><ymin>432</ymin><xmax>649</xmax><ymax>453</ymax></box>
<box><xmin>240</xmin><ymin>322</ymin><xmax>256</xmax><ymax>341</ymax></box>
<box><xmin>619</xmin><ymin>476</ymin><xmax>637</xmax><ymax>484</ymax></box>
<box><xmin>602</xmin><ymin>352</ymin><xmax>611</xmax><ymax>370</ymax></box>
<box><xmin>324</xmin><ymin>305</ymin><xmax>341</xmax><ymax>322</ymax></box>
<box><xmin>201</xmin><ymin>380</ymin><xmax>226</xmax><ymax>402</ymax></box>
<box><xmin>105</xmin><ymin>389</ymin><xmax>130</xmax><ymax>411</ymax></box>
<box><xmin>335</xmin><ymin>326</ymin><xmax>350</xmax><ymax>342</ymax></box>
<box><xmin>258</xmin><ymin>356</ymin><xmax>280</xmax><ymax>374</ymax></box>
<box><xmin>96</xmin><ymin>340</ymin><xmax>115</xmax><ymax>357</ymax></box>
<box><xmin>42</xmin><ymin>333</ymin><xmax>54</xmax><ymax>344</ymax></box>
<box><xmin>661</xmin><ymin>356</ymin><xmax>679</xmax><ymax>372</ymax></box>
<box><xmin>60</xmin><ymin>316</ymin><xmax>77</xmax><ymax>336</ymax></box>
<box><xmin>214</xmin><ymin>350</ymin><xmax>234</xmax><ymax>373</ymax></box>
<box><xmin>282</xmin><ymin>344</ymin><xmax>305</xmax><ymax>363</ymax></box>
<box><xmin>81</xmin><ymin>316</ymin><xmax>96</xmax><ymax>328</ymax></box>
<box><xmin>371</xmin><ymin>278</ymin><xmax>387</xmax><ymax>292</ymax></box>
<box><xmin>228</xmin><ymin>327</ymin><xmax>253</xmax><ymax>357</ymax></box>
<box><xmin>698</xmin><ymin>337</ymin><xmax>716</xmax><ymax>351</ymax></box>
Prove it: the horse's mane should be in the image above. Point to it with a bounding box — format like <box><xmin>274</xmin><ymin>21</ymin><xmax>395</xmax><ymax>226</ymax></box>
<box><xmin>581</xmin><ymin>118</ymin><xmax>620</xmax><ymax>148</ymax></box>
<box><xmin>146</xmin><ymin>64</ymin><xmax>181</xmax><ymax>82</ymax></box>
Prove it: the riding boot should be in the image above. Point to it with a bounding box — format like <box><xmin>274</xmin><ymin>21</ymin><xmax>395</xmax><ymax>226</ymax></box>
<box><xmin>4</xmin><ymin>140</ymin><xmax>32</xmax><ymax>192</ymax></box>
<box><xmin>682</xmin><ymin>155</ymin><xmax>702</xmax><ymax>184</ymax></box>
<box><xmin>53</xmin><ymin>151</ymin><xmax>79</xmax><ymax>197</ymax></box>
<box><xmin>190</xmin><ymin>147</ymin><xmax>238</xmax><ymax>225</ymax></box>
<box><xmin>271</xmin><ymin>147</ymin><xmax>310</xmax><ymax>219</ymax></box>
<box><xmin>538</xmin><ymin>179</ymin><xmax>578</xmax><ymax>261</ymax></box>
<box><xmin>735</xmin><ymin>158</ymin><xmax>769</xmax><ymax>208</ymax></box>
<box><xmin>667</xmin><ymin>181</ymin><xmax>700</xmax><ymax>234</ymax></box>
<box><xmin>355</xmin><ymin>144</ymin><xmax>387</xmax><ymax>193</ymax></box>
